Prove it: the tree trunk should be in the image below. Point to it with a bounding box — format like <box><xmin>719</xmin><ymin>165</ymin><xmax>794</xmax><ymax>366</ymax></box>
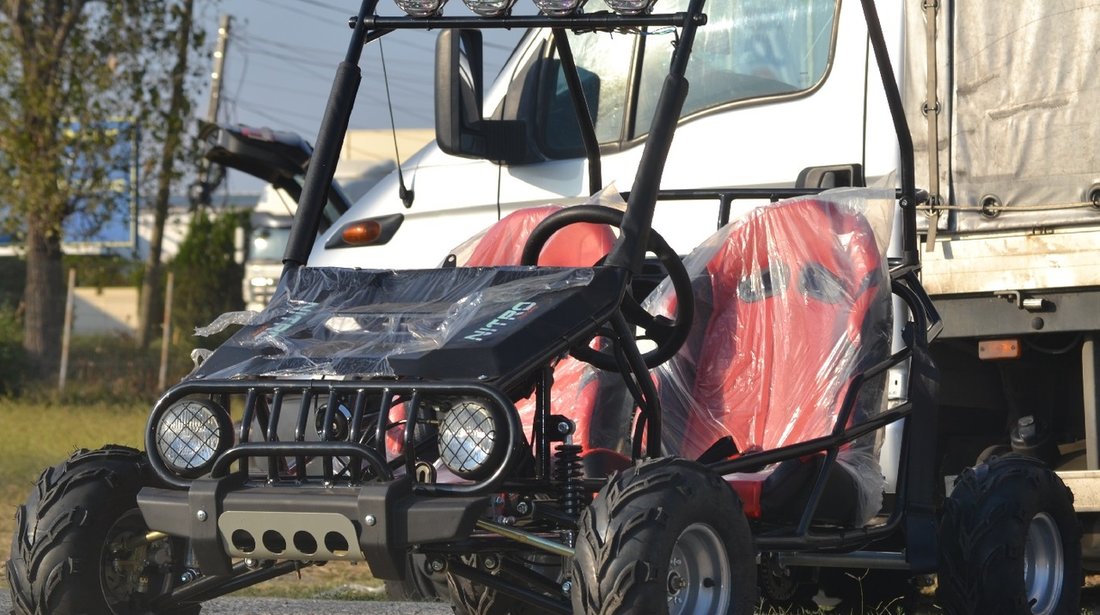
<box><xmin>22</xmin><ymin>223</ymin><xmax>65</xmax><ymax>378</ymax></box>
<box><xmin>137</xmin><ymin>0</ymin><xmax>194</xmax><ymax>350</ymax></box>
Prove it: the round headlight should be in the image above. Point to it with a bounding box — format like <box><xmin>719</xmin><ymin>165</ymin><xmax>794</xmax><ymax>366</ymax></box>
<box><xmin>394</xmin><ymin>0</ymin><xmax>447</xmax><ymax>17</ymax></box>
<box><xmin>605</xmin><ymin>0</ymin><xmax>656</xmax><ymax>14</ymax></box>
<box><xmin>437</xmin><ymin>399</ymin><xmax>504</xmax><ymax>480</ymax></box>
<box><xmin>155</xmin><ymin>399</ymin><xmax>232</xmax><ymax>478</ymax></box>
<box><xmin>533</xmin><ymin>0</ymin><xmax>587</xmax><ymax>16</ymax></box>
<box><xmin>461</xmin><ymin>0</ymin><xmax>516</xmax><ymax>17</ymax></box>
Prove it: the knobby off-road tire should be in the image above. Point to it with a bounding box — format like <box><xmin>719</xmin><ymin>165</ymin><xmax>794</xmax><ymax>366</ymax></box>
<box><xmin>6</xmin><ymin>445</ymin><xmax>198</xmax><ymax>615</ymax></box>
<box><xmin>757</xmin><ymin>564</ymin><xmax>818</xmax><ymax>612</ymax></box>
<box><xmin>384</xmin><ymin>553</ymin><xmax>447</xmax><ymax>602</ymax></box>
<box><xmin>445</xmin><ymin>555</ymin><xmax>559</xmax><ymax>615</ymax></box>
<box><xmin>571</xmin><ymin>457</ymin><xmax>756</xmax><ymax>615</ymax></box>
<box><xmin>937</xmin><ymin>454</ymin><xmax>1081</xmax><ymax>615</ymax></box>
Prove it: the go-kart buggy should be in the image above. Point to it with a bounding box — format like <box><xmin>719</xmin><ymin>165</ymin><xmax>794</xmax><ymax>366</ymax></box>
<box><xmin>7</xmin><ymin>0</ymin><xmax>1082</xmax><ymax>614</ymax></box>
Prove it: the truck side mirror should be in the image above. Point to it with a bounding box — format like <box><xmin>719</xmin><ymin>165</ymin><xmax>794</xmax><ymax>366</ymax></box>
<box><xmin>435</xmin><ymin>29</ymin><xmax>530</xmax><ymax>165</ymax></box>
<box><xmin>436</xmin><ymin>29</ymin><xmax>484</xmax><ymax>157</ymax></box>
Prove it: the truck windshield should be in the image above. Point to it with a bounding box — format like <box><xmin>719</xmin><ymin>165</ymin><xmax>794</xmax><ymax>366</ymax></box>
<box><xmin>635</xmin><ymin>0</ymin><xmax>838</xmax><ymax>134</ymax></box>
<box><xmin>250</xmin><ymin>227</ymin><xmax>292</xmax><ymax>262</ymax></box>
<box><xmin>539</xmin><ymin>0</ymin><xmax>839</xmax><ymax>152</ymax></box>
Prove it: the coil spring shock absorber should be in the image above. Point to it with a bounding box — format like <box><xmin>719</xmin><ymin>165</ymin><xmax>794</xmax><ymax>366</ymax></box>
<box><xmin>555</xmin><ymin>443</ymin><xmax>585</xmax><ymax>518</ymax></box>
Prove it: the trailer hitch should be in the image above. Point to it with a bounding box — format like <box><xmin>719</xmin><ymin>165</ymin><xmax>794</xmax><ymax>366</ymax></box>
<box><xmin>995</xmin><ymin>290</ymin><xmax>1053</xmax><ymax>313</ymax></box>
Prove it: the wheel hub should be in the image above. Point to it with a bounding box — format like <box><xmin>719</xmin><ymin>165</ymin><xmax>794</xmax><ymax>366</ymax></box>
<box><xmin>666</xmin><ymin>523</ymin><xmax>731</xmax><ymax>615</ymax></box>
<box><xmin>1023</xmin><ymin>511</ymin><xmax>1064</xmax><ymax>615</ymax></box>
<box><xmin>100</xmin><ymin>512</ymin><xmax>173</xmax><ymax>612</ymax></box>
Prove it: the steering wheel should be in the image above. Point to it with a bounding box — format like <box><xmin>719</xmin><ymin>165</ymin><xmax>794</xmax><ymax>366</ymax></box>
<box><xmin>519</xmin><ymin>205</ymin><xmax>694</xmax><ymax>370</ymax></box>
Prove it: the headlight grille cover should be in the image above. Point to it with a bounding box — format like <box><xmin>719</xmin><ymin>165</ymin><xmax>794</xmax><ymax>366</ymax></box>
<box><xmin>438</xmin><ymin>400</ymin><xmax>498</xmax><ymax>478</ymax></box>
<box><xmin>155</xmin><ymin>399</ymin><xmax>226</xmax><ymax>475</ymax></box>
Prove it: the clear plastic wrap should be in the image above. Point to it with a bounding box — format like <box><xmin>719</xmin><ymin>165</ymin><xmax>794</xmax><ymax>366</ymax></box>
<box><xmin>189</xmin><ymin>265</ymin><xmax>595</xmax><ymax>380</ymax></box>
<box><xmin>649</xmin><ymin>188</ymin><xmax>895</xmax><ymax>524</ymax></box>
<box><xmin>447</xmin><ymin>190</ymin><xmax>625</xmax><ymax>450</ymax></box>
<box><xmin>449</xmin><ymin>184</ymin><xmax>625</xmax><ymax>268</ymax></box>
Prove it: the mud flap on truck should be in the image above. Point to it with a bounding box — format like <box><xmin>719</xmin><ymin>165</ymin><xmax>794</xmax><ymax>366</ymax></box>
<box><xmin>136</xmin><ymin>474</ymin><xmax>489</xmax><ymax>579</ymax></box>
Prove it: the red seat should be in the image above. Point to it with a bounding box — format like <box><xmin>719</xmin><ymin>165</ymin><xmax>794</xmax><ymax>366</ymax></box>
<box><xmin>463</xmin><ymin>205</ymin><xmax>616</xmax><ymax>268</ymax></box>
<box><xmin>465</xmin><ymin>207</ymin><xmax>617</xmax><ymax>450</ymax></box>
<box><xmin>654</xmin><ymin>193</ymin><xmax>892</xmax><ymax>525</ymax></box>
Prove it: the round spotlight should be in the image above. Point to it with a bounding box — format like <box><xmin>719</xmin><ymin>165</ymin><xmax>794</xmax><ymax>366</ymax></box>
<box><xmin>461</xmin><ymin>0</ymin><xmax>516</xmax><ymax>17</ymax></box>
<box><xmin>533</xmin><ymin>0</ymin><xmax>587</xmax><ymax>17</ymax></box>
<box><xmin>394</xmin><ymin>0</ymin><xmax>448</xmax><ymax>17</ymax></box>
<box><xmin>437</xmin><ymin>399</ymin><xmax>505</xmax><ymax>480</ymax></box>
<box><xmin>155</xmin><ymin>399</ymin><xmax>233</xmax><ymax>478</ymax></box>
<box><xmin>605</xmin><ymin>0</ymin><xmax>656</xmax><ymax>14</ymax></box>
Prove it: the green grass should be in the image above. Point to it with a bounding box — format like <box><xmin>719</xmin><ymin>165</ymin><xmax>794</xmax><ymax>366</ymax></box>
<box><xmin>0</xmin><ymin>399</ymin><xmax>149</xmax><ymax>567</ymax></box>
<box><xmin>0</xmin><ymin>399</ymin><xmax>386</xmax><ymax>598</ymax></box>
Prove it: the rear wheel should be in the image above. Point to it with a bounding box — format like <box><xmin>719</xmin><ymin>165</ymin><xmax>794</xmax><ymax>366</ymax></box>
<box><xmin>937</xmin><ymin>454</ymin><xmax>1081</xmax><ymax>615</ymax></box>
<box><xmin>6</xmin><ymin>446</ymin><xmax>197</xmax><ymax>615</ymax></box>
<box><xmin>570</xmin><ymin>457</ymin><xmax>756</xmax><ymax>614</ymax></box>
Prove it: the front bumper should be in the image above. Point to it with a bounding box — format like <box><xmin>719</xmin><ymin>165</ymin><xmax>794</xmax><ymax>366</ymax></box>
<box><xmin>137</xmin><ymin>474</ymin><xmax>488</xmax><ymax>578</ymax></box>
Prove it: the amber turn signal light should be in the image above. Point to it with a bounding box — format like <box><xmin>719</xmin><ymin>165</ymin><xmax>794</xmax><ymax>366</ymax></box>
<box><xmin>978</xmin><ymin>339</ymin><xmax>1021</xmax><ymax>360</ymax></box>
<box><xmin>341</xmin><ymin>221</ymin><xmax>383</xmax><ymax>246</ymax></box>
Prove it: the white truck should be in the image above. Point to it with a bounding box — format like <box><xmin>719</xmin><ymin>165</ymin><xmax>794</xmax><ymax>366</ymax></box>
<box><xmin>310</xmin><ymin>0</ymin><xmax>1100</xmax><ymax>574</ymax></box>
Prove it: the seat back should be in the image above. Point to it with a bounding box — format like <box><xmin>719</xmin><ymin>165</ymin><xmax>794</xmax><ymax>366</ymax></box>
<box><xmin>462</xmin><ymin>205</ymin><xmax>616</xmax><ymax>268</ymax></box>
<box><xmin>462</xmin><ymin>205</ymin><xmax>619</xmax><ymax>448</ymax></box>
<box><xmin>656</xmin><ymin>195</ymin><xmax>892</xmax><ymax>462</ymax></box>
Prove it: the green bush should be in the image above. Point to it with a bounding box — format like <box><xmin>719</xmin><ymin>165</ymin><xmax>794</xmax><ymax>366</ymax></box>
<box><xmin>170</xmin><ymin>209</ymin><xmax>246</xmax><ymax>344</ymax></box>
<box><xmin>0</xmin><ymin>257</ymin><xmax>26</xmax><ymax>307</ymax></box>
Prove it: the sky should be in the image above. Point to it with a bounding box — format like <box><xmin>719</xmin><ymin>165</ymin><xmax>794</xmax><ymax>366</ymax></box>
<box><xmin>196</xmin><ymin>0</ymin><xmax>524</xmax><ymax>194</ymax></box>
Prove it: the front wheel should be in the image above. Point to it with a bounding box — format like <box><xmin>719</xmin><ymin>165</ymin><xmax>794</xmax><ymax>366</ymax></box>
<box><xmin>6</xmin><ymin>446</ymin><xmax>198</xmax><ymax>615</ymax></box>
<box><xmin>937</xmin><ymin>454</ymin><xmax>1081</xmax><ymax>615</ymax></box>
<box><xmin>571</xmin><ymin>457</ymin><xmax>756</xmax><ymax>615</ymax></box>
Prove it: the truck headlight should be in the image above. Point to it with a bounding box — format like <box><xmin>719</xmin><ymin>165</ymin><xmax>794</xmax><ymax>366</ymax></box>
<box><xmin>437</xmin><ymin>399</ymin><xmax>504</xmax><ymax>480</ymax></box>
<box><xmin>155</xmin><ymin>399</ymin><xmax>233</xmax><ymax>478</ymax></box>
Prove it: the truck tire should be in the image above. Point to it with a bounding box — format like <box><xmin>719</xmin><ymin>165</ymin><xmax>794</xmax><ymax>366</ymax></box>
<box><xmin>6</xmin><ymin>446</ymin><xmax>198</xmax><ymax>615</ymax></box>
<box><xmin>937</xmin><ymin>454</ymin><xmax>1081</xmax><ymax>615</ymax></box>
<box><xmin>570</xmin><ymin>457</ymin><xmax>756</xmax><ymax>615</ymax></box>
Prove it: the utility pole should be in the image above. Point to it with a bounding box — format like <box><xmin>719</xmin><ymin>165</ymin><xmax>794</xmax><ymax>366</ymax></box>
<box><xmin>208</xmin><ymin>14</ymin><xmax>231</xmax><ymax>125</ymax></box>
<box><xmin>190</xmin><ymin>14</ymin><xmax>231</xmax><ymax>209</ymax></box>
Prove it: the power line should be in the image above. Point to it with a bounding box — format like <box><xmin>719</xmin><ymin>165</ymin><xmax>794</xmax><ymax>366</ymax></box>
<box><xmin>295</xmin><ymin>0</ymin><xmax>353</xmax><ymax>16</ymax></box>
<box><xmin>236</xmin><ymin>31</ymin><xmax>341</xmax><ymax>60</ymax></box>
<box><xmin>229</xmin><ymin>100</ymin><xmax>316</xmax><ymax>136</ymax></box>
<box><xmin>240</xmin><ymin>79</ymin><xmax>326</xmax><ymax>98</ymax></box>
<box><xmin>264</xmin><ymin>0</ymin><xmax>347</xmax><ymax>26</ymax></box>
<box><xmin>230</xmin><ymin>97</ymin><xmax>323</xmax><ymax>123</ymax></box>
